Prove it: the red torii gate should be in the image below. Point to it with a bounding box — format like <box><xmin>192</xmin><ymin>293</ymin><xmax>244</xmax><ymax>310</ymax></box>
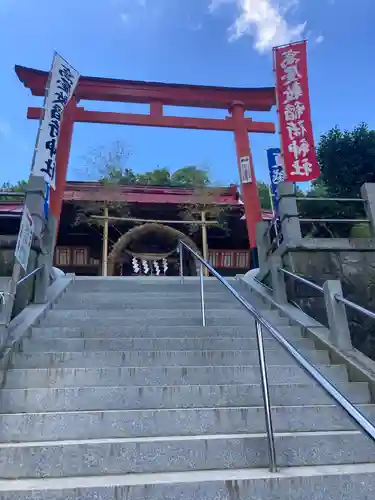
<box><xmin>15</xmin><ymin>65</ymin><xmax>276</xmax><ymax>263</ymax></box>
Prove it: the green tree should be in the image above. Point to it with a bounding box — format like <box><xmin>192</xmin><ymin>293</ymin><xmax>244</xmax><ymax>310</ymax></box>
<box><xmin>170</xmin><ymin>166</ymin><xmax>210</xmax><ymax>188</ymax></box>
<box><xmin>1</xmin><ymin>180</ymin><xmax>27</xmax><ymax>192</ymax></box>
<box><xmin>316</xmin><ymin>123</ymin><xmax>375</xmax><ymax>197</ymax></box>
<box><xmin>0</xmin><ymin>180</ymin><xmax>27</xmax><ymax>200</ymax></box>
<box><xmin>298</xmin><ymin>123</ymin><xmax>374</xmax><ymax>236</ymax></box>
<box><xmin>136</xmin><ymin>168</ymin><xmax>171</xmax><ymax>186</ymax></box>
<box><xmin>257</xmin><ymin>182</ymin><xmax>272</xmax><ymax>210</ymax></box>
<box><xmin>86</xmin><ymin>142</ymin><xmax>211</xmax><ymax>188</ymax></box>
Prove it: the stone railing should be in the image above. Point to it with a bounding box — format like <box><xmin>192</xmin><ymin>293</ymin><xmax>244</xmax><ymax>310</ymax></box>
<box><xmin>0</xmin><ymin>176</ymin><xmax>55</xmax><ymax>349</ymax></box>
<box><xmin>256</xmin><ymin>182</ymin><xmax>375</xmax><ymax>360</ymax></box>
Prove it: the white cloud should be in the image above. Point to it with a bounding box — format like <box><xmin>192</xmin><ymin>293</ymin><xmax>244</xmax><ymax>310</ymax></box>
<box><xmin>210</xmin><ymin>0</ymin><xmax>307</xmax><ymax>53</ymax></box>
<box><xmin>209</xmin><ymin>0</ymin><xmax>233</xmax><ymax>12</ymax></box>
<box><xmin>315</xmin><ymin>34</ymin><xmax>324</xmax><ymax>44</ymax></box>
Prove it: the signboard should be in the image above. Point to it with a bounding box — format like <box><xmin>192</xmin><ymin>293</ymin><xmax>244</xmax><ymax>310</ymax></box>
<box><xmin>32</xmin><ymin>54</ymin><xmax>79</xmax><ymax>189</ymax></box>
<box><xmin>266</xmin><ymin>147</ymin><xmax>285</xmax><ymax>212</ymax></box>
<box><xmin>239</xmin><ymin>156</ymin><xmax>252</xmax><ymax>184</ymax></box>
<box><xmin>15</xmin><ymin>205</ymin><xmax>34</xmax><ymax>271</ymax></box>
<box><xmin>273</xmin><ymin>41</ymin><xmax>320</xmax><ymax>182</ymax></box>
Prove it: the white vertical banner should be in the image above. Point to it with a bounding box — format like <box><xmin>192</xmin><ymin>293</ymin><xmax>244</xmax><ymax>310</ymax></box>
<box><xmin>32</xmin><ymin>54</ymin><xmax>79</xmax><ymax>189</ymax></box>
<box><xmin>15</xmin><ymin>205</ymin><xmax>35</xmax><ymax>271</ymax></box>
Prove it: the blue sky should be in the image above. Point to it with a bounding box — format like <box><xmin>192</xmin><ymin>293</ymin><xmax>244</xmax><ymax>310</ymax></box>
<box><xmin>0</xmin><ymin>0</ymin><xmax>373</xmax><ymax>187</ymax></box>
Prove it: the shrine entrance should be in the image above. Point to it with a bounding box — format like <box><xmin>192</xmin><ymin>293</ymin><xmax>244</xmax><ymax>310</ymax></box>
<box><xmin>15</xmin><ymin>65</ymin><xmax>276</xmax><ymax>269</ymax></box>
<box><xmin>107</xmin><ymin>223</ymin><xmax>198</xmax><ymax>277</ymax></box>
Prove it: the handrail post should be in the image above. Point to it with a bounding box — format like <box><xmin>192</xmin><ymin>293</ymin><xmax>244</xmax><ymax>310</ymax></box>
<box><xmin>278</xmin><ymin>182</ymin><xmax>302</xmax><ymax>245</ymax></box>
<box><xmin>269</xmin><ymin>256</ymin><xmax>288</xmax><ymax>304</ymax></box>
<box><xmin>361</xmin><ymin>183</ymin><xmax>375</xmax><ymax>236</ymax></box>
<box><xmin>0</xmin><ymin>287</ymin><xmax>12</xmax><ymax>346</ymax></box>
<box><xmin>323</xmin><ymin>280</ymin><xmax>352</xmax><ymax>350</ymax></box>
<box><xmin>199</xmin><ymin>262</ymin><xmax>206</xmax><ymax>327</ymax></box>
<box><xmin>255</xmin><ymin>320</ymin><xmax>277</xmax><ymax>472</ymax></box>
<box><xmin>256</xmin><ymin>221</ymin><xmax>270</xmax><ymax>274</ymax></box>
<box><xmin>33</xmin><ymin>261</ymin><xmax>49</xmax><ymax>304</ymax></box>
<box><xmin>179</xmin><ymin>241</ymin><xmax>184</xmax><ymax>284</ymax></box>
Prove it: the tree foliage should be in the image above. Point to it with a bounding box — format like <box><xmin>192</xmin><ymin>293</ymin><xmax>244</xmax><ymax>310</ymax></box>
<box><xmin>0</xmin><ymin>180</ymin><xmax>27</xmax><ymax>201</ymax></box>
<box><xmin>83</xmin><ymin>141</ymin><xmax>211</xmax><ymax>188</ymax></box>
<box><xmin>1</xmin><ymin>180</ymin><xmax>27</xmax><ymax>192</ymax></box>
<box><xmin>257</xmin><ymin>182</ymin><xmax>272</xmax><ymax>210</ymax></box>
<box><xmin>315</xmin><ymin>123</ymin><xmax>375</xmax><ymax>197</ymax></box>
<box><xmin>169</xmin><ymin>166</ymin><xmax>210</xmax><ymax>188</ymax></box>
<box><xmin>102</xmin><ymin>164</ymin><xmax>210</xmax><ymax>189</ymax></box>
<box><xmin>296</xmin><ymin>123</ymin><xmax>374</xmax><ymax>236</ymax></box>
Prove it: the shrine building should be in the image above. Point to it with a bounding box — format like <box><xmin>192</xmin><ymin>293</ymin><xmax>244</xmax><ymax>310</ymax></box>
<box><xmin>0</xmin><ymin>181</ymin><xmax>272</xmax><ymax>277</ymax></box>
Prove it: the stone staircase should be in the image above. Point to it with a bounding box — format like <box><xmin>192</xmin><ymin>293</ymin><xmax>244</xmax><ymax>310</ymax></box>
<box><xmin>0</xmin><ymin>276</ymin><xmax>375</xmax><ymax>499</ymax></box>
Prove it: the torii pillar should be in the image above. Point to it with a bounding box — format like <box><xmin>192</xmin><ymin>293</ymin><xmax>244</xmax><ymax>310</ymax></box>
<box><xmin>231</xmin><ymin>101</ymin><xmax>262</xmax><ymax>267</ymax></box>
<box><xmin>49</xmin><ymin>96</ymin><xmax>77</xmax><ymax>241</ymax></box>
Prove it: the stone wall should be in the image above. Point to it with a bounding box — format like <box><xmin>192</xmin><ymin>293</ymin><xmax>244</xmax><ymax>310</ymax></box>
<box><xmin>282</xmin><ymin>241</ymin><xmax>375</xmax><ymax>360</ymax></box>
<box><xmin>0</xmin><ymin>236</ymin><xmax>39</xmax><ymax>320</ymax></box>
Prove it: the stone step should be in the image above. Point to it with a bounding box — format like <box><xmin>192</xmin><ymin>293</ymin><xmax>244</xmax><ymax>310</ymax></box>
<box><xmin>1</xmin><ymin>404</ymin><xmax>374</xmax><ymax>443</ymax></box>
<box><xmin>1</xmin><ymin>464</ymin><xmax>375</xmax><ymax>500</ymax></box>
<box><xmin>55</xmin><ymin>293</ymin><xmax>246</xmax><ymax>310</ymax></box>
<box><xmin>40</xmin><ymin>309</ymin><xmax>291</xmax><ymax>328</ymax></box>
<box><xmin>70</xmin><ymin>278</ymin><xmax>238</xmax><ymax>293</ymax></box>
<box><xmin>1</xmin><ymin>431</ymin><xmax>374</xmax><ymax>479</ymax></box>
<box><xmin>12</xmin><ymin>348</ymin><xmax>329</xmax><ymax>369</ymax></box>
<box><xmin>23</xmin><ymin>336</ymin><xmax>315</xmax><ymax>352</ymax></box>
<box><xmin>30</xmin><ymin>325</ymin><xmax>303</xmax><ymax>340</ymax></box>
<box><xmin>3</xmin><ymin>364</ymin><xmax>349</xmax><ymax>389</ymax></box>
<box><xmin>43</xmin><ymin>308</ymin><xmax>285</xmax><ymax>321</ymax></box>
<box><xmin>0</xmin><ymin>381</ymin><xmax>369</xmax><ymax>414</ymax></box>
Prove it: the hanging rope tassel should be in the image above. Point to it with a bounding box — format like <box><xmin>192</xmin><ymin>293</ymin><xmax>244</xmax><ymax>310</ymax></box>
<box><xmin>162</xmin><ymin>257</ymin><xmax>168</xmax><ymax>275</ymax></box>
<box><xmin>132</xmin><ymin>257</ymin><xmax>140</xmax><ymax>274</ymax></box>
<box><xmin>153</xmin><ymin>260</ymin><xmax>160</xmax><ymax>276</ymax></box>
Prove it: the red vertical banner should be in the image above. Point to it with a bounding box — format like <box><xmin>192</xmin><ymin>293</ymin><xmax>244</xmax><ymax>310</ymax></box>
<box><xmin>273</xmin><ymin>41</ymin><xmax>320</xmax><ymax>182</ymax></box>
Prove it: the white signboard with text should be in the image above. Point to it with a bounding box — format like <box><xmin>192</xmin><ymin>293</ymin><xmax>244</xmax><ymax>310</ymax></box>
<box><xmin>32</xmin><ymin>54</ymin><xmax>79</xmax><ymax>189</ymax></box>
<box><xmin>15</xmin><ymin>205</ymin><xmax>34</xmax><ymax>271</ymax></box>
<box><xmin>239</xmin><ymin>156</ymin><xmax>252</xmax><ymax>184</ymax></box>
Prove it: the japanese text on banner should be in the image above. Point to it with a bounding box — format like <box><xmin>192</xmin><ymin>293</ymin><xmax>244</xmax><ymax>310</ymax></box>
<box><xmin>32</xmin><ymin>55</ymin><xmax>79</xmax><ymax>189</ymax></box>
<box><xmin>273</xmin><ymin>41</ymin><xmax>320</xmax><ymax>182</ymax></box>
<box><xmin>266</xmin><ymin>148</ymin><xmax>285</xmax><ymax>212</ymax></box>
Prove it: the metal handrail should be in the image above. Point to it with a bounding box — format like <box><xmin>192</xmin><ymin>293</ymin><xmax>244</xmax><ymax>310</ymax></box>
<box><xmin>16</xmin><ymin>266</ymin><xmax>44</xmax><ymax>287</ymax></box>
<box><xmin>280</xmin><ymin>268</ymin><xmax>375</xmax><ymax>321</ymax></box>
<box><xmin>179</xmin><ymin>240</ymin><xmax>277</xmax><ymax>472</ymax></box>
<box><xmin>178</xmin><ymin>240</ymin><xmax>375</xmax><ymax>471</ymax></box>
<box><xmin>300</xmin><ymin>218</ymin><xmax>369</xmax><ymax>223</ymax></box>
<box><xmin>335</xmin><ymin>294</ymin><xmax>375</xmax><ymax>321</ymax></box>
<box><xmin>296</xmin><ymin>197</ymin><xmax>364</xmax><ymax>203</ymax></box>
<box><xmin>279</xmin><ymin>268</ymin><xmax>324</xmax><ymax>293</ymax></box>
<box><xmin>253</xmin><ymin>276</ymin><xmax>304</xmax><ymax>312</ymax></box>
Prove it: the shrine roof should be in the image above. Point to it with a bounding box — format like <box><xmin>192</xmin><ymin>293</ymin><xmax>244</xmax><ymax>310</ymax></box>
<box><xmin>0</xmin><ymin>203</ymin><xmax>23</xmax><ymax>214</ymax></box>
<box><xmin>15</xmin><ymin>65</ymin><xmax>276</xmax><ymax>111</ymax></box>
<box><xmin>0</xmin><ymin>182</ymin><xmax>274</xmax><ymax>220</ymax></box>
<box><xmin>63</xmin><ymin>181</ymin><xmax>241</xmax><ymax>205</ymax></box>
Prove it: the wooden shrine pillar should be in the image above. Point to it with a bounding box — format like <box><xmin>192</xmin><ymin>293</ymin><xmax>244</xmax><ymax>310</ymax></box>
<box><xmin>50</xmin><ymin>96</ymin><xmax>77</xmax><ymax>241</ymax></box>
<box><xmin>102</xmin><ymin>204</ymin><xmax>109</xmax><ymax>276</ymax></box>
<box><xmin>201</xmin><ymin>210</ymin><xmax>209</xmax><ymax>276</ymax></box>
<box><xmin>230</xmin><ymin>101</ymin><xmax>262</xmax><ymax>268</ymax></box>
